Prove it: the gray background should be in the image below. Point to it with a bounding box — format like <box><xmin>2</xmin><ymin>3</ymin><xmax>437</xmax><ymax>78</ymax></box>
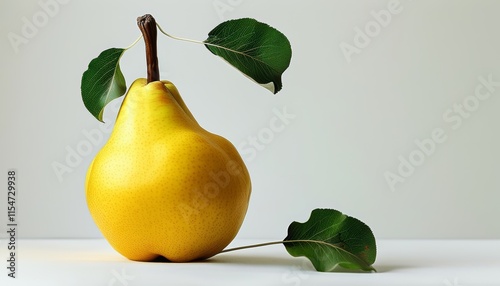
<box><xmin>1</xmin><ymin>0</ymin><xmax>499</xmax><ymax>239</ymax></box>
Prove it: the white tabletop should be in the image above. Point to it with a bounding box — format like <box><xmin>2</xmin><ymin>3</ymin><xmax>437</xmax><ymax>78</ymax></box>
<box><xmin>1</xmin><ymin>239</ymin><xmax>499</xmax><ymax>286</ymax></box>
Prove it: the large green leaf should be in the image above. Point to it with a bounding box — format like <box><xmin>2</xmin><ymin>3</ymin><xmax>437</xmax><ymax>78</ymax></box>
<box><xmin>284</xmin><ymin>209</ymin><xmax>377</xmax><ymax>272</ymax></box>
<box><xmin>81</xmin><ymin>48</ymin><xmax>127</xmax><ymax>122</ymax></box>
<box><xmin>204</xmin><ymin>18</ymin><xmax>292</xmax><ymax>94</ymax></box>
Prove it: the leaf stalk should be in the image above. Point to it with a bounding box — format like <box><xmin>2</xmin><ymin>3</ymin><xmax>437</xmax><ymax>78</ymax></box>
<box><xmin>219</xmin><ymin>241</ymin><xmax>285</xmax><ymax>254</ymax></box>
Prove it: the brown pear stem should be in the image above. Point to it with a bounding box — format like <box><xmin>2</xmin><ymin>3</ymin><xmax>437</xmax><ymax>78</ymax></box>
<box><xmin>137</xmin><ymin>14</ymin><xmax>160</xmax><ymax>83</ymax></box>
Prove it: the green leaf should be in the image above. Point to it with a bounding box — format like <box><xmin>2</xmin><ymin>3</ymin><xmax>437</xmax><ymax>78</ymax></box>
<box><xmin>204</xmin><ymin>18</ymin><xmax>292</xmax><ymax>94</ymax></box>
<box><xmin>81</xmin><ymin>48</ymin><xmax>127</xmax><ymax>122</ymax></box>
<box><xmin>284</xmin><ymin>209</ymin><xmax>377</xmax><ymax>272</ymax></box>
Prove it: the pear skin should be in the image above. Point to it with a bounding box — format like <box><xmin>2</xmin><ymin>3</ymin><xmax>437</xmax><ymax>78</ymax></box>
<box><xmin>86</xmin><ymin>78</ymin><xmax>251</xmax><ymax>262</ymax></box>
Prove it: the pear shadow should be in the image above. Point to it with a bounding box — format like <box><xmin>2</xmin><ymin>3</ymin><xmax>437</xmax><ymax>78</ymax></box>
<box><xmin>210</xmin><ymin>253</ymin><xmax>305</xmax><ymax>268</ymax></box>
<box><xmin>142</xmin><ymin>253</ymin><xmax>305</xmax><ymax>267</ymax></box>
<box><xmin>150</xmin><ymin>256</ymin><xmax>171</xmax><ymax>263</ymax></box>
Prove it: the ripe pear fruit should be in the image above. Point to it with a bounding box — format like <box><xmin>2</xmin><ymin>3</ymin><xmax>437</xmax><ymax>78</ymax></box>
<box><xmin>85</xmin><ymin>78</ymin><xmax>251</xmax><ymax>262</ymax></box>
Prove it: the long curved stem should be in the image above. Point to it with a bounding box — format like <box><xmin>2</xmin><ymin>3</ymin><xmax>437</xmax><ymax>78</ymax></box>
<box><xmin>125</xmin><ymin>35</ymin><xmax>143</xmax><ymax>50</ymax></box>
<box><xmin>219</xmin><ymin>241</ymin><xmax>285</xmax><ymax>254</ymax></box>
<box><xmin>219</xmin><ymin>239</ymin><xmax>348</xmax><ymax>254</ymax></box>
<box><xmin>156</xmin><ymin>22</ymin><xmax>248</xmax><ymax>59</ymax></box>
<box><xmin>156</xmin><ymin>23</ymin><xmax>205</xmax><ymax>45</ymax></box>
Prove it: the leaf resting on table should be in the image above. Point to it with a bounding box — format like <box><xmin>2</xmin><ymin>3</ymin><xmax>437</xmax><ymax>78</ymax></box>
<box><xmin>284</xmin><ymin>208</ymin><xmax>377</xmax><ymax>272</ymax></box>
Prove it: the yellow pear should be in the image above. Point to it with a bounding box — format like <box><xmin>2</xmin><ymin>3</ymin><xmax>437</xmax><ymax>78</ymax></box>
<box><xmin>85</xmin><ymin>78</ymin><xmax>251</xmax><ymax>262</ymax></box>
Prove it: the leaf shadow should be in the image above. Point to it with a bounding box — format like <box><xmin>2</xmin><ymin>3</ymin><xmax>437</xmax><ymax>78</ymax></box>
<box><xmin>210</xmin><ymin>254</ymin><xmax>418</xmax><ymax>274</ymax></box>
<box><xmin>372</xmin><ymin>263</ymin><xmax>421</xmax><ymax>273</ymax></box>
<box><xmin>208</xmin><ymin>253</ymin><xmax>307</xmax><ymax>269</ymax></box>
<box><xmin>209</xmin><ymin>254</ymin><xmax>379</xmax><ymax>274</ymax></box>
<box><xmin>138</xmin><ymin>253</ymin><xmax>410</xmax><ymax>274</ymax></box>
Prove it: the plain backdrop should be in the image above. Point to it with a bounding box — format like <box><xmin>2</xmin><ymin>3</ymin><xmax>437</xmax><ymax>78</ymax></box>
<box><xmin>1</xmin><ymin>0</ymin><xmax>499</xmax><ymax>240</ymax></box>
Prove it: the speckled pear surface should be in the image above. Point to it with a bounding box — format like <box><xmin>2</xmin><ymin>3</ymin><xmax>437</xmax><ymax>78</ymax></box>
<box><xmin>85</xmin><ymin>78</ymin><xmax>251</xmax><ymax>262</ymax></box>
